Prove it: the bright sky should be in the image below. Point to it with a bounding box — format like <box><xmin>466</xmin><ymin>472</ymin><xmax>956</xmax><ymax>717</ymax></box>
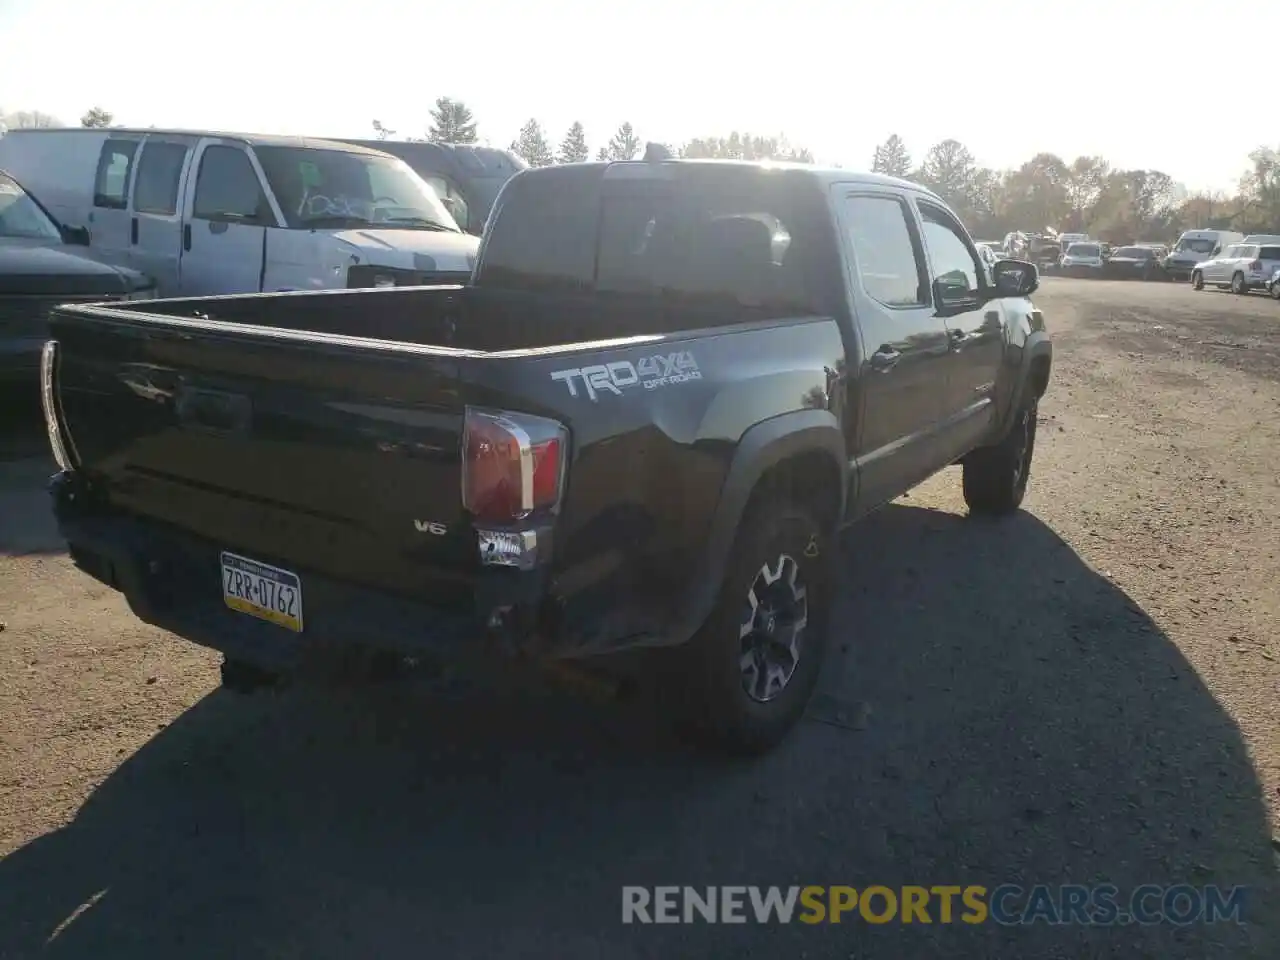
<box><xmin>0</xmin><ymin>0</ymin><xmax>1254</xmax><ymax>193</ymax></box>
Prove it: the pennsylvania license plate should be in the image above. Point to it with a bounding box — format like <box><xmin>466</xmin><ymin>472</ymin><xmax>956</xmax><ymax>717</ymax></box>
<box><xmin>220</xmin><ymin>551</ymin><xmax>303</xmax><ymax>633</ymax></box>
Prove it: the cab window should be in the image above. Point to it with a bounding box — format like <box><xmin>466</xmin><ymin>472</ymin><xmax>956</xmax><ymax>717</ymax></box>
<box><xmin>916</xmin><ymin>200</ymin><xmax>982</xmax><ymax>301</ymax></box>
<box><xmin>425</xmin><ymin>175</ymin><xmax>470</xmax><ymax>231</ymax></box>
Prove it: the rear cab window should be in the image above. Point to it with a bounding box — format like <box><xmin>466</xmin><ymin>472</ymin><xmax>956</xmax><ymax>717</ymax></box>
<box><xmin>839</xmin><ymin>194</ymin><xmax>927</xmax><ymax>307</ymax></box>
<box><xmin>475</xmin><ymin>164</ymin><xmax>827</xmax><ymax>322</ymax></box>
<box><xmin>93</xmin><ymin>138</ymin><xmax>139</xmax><ymax>209</ymax></box>
<box><xmin>1259</xmin><ymin>246</ymin><xmax>1280</xmax><ymax>262</ymax></box>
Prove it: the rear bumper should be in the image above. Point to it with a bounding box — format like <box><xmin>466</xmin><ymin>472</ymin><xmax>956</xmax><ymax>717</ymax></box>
<box><xmin>50</xmin><ymin>473</ymin><xmax>554</xmax><ymax>673</ymax></box>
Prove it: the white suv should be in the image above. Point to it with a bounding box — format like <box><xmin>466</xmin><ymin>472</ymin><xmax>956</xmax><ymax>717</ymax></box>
<box><xmin>1192</xmin><ymin>244</ymin><xmax>1280</xmax><ymax>294</ymax></box>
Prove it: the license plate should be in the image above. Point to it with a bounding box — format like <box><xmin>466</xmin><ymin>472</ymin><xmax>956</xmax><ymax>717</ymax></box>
<box><xmin>220</xmin><ymin>551</ymin><xmax>303</xmax><ymax>632</ymax></box>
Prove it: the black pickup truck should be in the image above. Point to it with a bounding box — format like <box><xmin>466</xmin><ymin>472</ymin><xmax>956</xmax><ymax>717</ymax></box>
<box><xmin>40</xmin><ymin>159</ymin><xmax>1051</xmax><ymax>753</ymax></box>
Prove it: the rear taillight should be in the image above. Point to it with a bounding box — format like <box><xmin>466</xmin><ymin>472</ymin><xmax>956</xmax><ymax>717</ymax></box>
<box><xmin>462</xmin><ymin>407</ymin><xmax>567</xmax><ymax>524</ymax></box>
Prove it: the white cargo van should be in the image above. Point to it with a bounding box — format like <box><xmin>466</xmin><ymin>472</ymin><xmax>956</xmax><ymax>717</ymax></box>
<box><xmin>1164</xmin><ymin>229</ymin><xmax>1244</xmax><ymax>281</ymax></box>
<box><xmin>0</xmin><ymin>128</ymin><xmax>480</xmax><ymax>297</ymax></box>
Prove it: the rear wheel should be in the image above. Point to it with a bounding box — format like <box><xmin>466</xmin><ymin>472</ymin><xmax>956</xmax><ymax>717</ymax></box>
<box><xmin>681</xmin><ymin>496</ymin><xmax>831</xmax><ymax>755</ymax></box>
<box><xmin>1231</xmin><ymin>272</ymin><xmax>1248</xmax><ymax>295</ymax></box>
<box><xmin>1270</xmin><ymin>280</ymin><xmax>1280</xmax><ymax>301</ymax></box>
<box><xmin>963</xmin><ymin>398</ymin><xmax>1038</xmax><ymax>516</ymax></box>
<box><xmin>1191</xmin><ymin>270</ymin><xmax>1204</xmax><ymax>290</ymax></box>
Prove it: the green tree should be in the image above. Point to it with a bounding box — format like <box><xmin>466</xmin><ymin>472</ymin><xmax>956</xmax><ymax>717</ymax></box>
<box><xmin>871</xmin><ymin>134</ymin><xmax>911</xmax><ymax>177</ymax></box>
<box><xmin>2</xmin><ymin>109</ymin><xmax>62</xmax><ymax>129</ymax></box>
<box><xmin>80</xmin><ymin>106</ymin><xmax>113</xmax><ymax>128</ymax></box>
<box><xmin>427</xmin><ymin>97</ymin><xmax>478</xmax><ymax>143</ymax></box>
<box><xmin>680</xmin><ymin>132</ymin><xmax>812</xmax><ymax>162</ymax></box>
<box><xmin>601</xmin><ymin>121</ymin><xmax>642</xmax><ymax>161</ymax></box>
<box><xmin>557</xmin><ymin>121</ymin><xmax>589</xmax><ymax>163</ymax></box>
<box><xmin>917</xmin><ymin>139</ymin><xmax>978</xmax><ymax>215</ymax></box>
<box><xmin>510</xmin><ymin>118</ymin><xmax>553</xmax><ymax>167</ymax></box>
<box><xmin>371</xmin><ymin>119</ymin><xmax>396</xmax><ymax>140</ymax></box>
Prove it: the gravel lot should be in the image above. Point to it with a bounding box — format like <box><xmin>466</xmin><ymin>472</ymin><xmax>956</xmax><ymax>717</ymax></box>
<box><xmin>0</xmin><ymin>278</ymin><xmax>1277</xmax><ymax>958</ymax></box>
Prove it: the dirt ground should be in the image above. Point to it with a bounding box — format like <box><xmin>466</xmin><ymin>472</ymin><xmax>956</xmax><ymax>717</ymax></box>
<box><xmin>0</xmin><ymin>278</ymin><xmax>1277</xmax><ymax>959</ymax></box>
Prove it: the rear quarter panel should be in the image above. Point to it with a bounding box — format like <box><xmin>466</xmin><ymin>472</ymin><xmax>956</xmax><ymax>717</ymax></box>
<box><xmin>498</xmin><ymin>317</ymin><xmax>847</xmax><ymax>651</ymax></box>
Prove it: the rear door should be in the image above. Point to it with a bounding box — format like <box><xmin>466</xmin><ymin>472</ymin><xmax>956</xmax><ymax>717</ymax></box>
<box><xmin>833</xmin><ymin>188</ymin><xmax>951</xmax><ymax>512</ymax></box>
<box><xmin>178</xmin><ymin>140</ymin><xmax>273</xmax><ymax>296</ymax></box>
<box><xmin>911</xmin><ymin>196</ymin><xmax>1005</xmax><ymax>457</ymax></box>
<box><xmin>88</xmin><ymin>134</ymin><xmax>144</xmax><ymax>269</ymax></box>
<box><xmin>129</xmin><ymin>135</ymin><xmax>196</xmax><ymax>296</ymax></box>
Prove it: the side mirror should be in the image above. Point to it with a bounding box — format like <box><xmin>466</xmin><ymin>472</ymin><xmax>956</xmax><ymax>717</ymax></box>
<box><xmin>61</xmin><ymin>225</ymin><xmax>91</xmax><ymax>246</ymax></box>
<box><xmin>991</xmin><ymin>259</ymin><xmax>1039</xmax><ymax>298</ymax></box>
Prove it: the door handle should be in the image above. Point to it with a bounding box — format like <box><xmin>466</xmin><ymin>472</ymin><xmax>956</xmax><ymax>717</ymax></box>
<box><xmin>182</xmin><ymin>223</ymin><xmax>191</xmax><ymax>252</ymax></box>
<box><xmin>869</xmin><ymin>346</ymin><xmax>902</xmax><ymax>371</ymax></box>
<box><xmin>130</xmin><ymin>217</ymin><xmax>138</xmax><ymax>245</ymax></box>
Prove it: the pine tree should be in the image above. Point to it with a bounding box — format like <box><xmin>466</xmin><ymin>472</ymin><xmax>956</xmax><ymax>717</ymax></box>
<box><xmin>871</xmin><ymin>134</ymin><xmax>911</xmax><ymax>177</ymax></box>
<box><xmin>427</xmin><ymin>97</ymin><xmax>478</xmax><ymax>143</ymax></box>
<box><xmin>557</xmin><ymin>122</ymin><xmax>589</xmax><ymax>163</ymax></box>
<box><xmin>510</xmin><ymin>119</ymin><xmax>553</xmax><ymax>167</ymax></box>
<box><xmin>601</xmin><ymin>122</ymin><xmax>642</xmax><ymax>161</ymax></box>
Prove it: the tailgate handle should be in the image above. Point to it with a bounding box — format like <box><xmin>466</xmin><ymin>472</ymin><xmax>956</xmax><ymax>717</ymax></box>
<box><xmin>174</xmin><ymin>387</ymin><xmax>251</xmax><ymax>434</ymax></box>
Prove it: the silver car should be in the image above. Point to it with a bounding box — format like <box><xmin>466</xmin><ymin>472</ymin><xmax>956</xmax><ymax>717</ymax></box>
<box><xmin>1192</xmin><ymin>243</ymin><xmax>1280</xmax><ymax>294</ymax></box>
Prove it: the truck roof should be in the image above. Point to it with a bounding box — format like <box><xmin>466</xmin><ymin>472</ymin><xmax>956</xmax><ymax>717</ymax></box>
<box><xmin>2</xmin><ymin>127</ymin><xmax>389</xmax><ymax>156</ymax></box>
<box><xmin>540</xmin><ymin>157</ymin><xmax>943</xmax><ymax>198</ymax></box>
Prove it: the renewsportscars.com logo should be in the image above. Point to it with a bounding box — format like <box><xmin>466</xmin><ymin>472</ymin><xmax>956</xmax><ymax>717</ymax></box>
<box><xmin>621</xmin><ymin>884</ymin><xmax>1248</xmax><ymax>926</ymax></box>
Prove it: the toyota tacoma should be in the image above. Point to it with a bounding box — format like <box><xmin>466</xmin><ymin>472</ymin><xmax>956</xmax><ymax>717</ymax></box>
<box><xmin>39</xmin><ymin>157</ymin><xmax>1051</xmax><ymax>753</ymax></box>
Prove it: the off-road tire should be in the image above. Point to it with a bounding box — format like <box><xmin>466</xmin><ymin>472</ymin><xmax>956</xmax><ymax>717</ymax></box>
<box><xmin>1192</xmin><ymin>270</ymin><xmax>1204</xmax><ymax>290</ymax></box>
<box><xmin>220</xmin><ymin>656</ymin><xmax>281</xmax><ymax>693</ymax></box>
<box><xmin>1231</xmin><ymin>272</ymin><xmax>1248</xmax><ymax>295</ymax></box>
<box><xmin>963</xmin><ymin>398</ymin><xmax>1038</xmax><ymax>516</ymax></box>
<box><xmin>681</xmin><ymin>496</ymin><xmax>832</xmax><ymax>755</ymax></box>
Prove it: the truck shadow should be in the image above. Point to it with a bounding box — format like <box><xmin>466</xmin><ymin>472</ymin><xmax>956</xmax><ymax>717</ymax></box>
<box><xmin>0</xmin><ymin>504</ymin><xmax>1274</xmax><ymax>958</ymax></box>
<box><xmin>0</xmin><ymin>391</ymin><xmax>65</xmax><ymax>556</ymax></box>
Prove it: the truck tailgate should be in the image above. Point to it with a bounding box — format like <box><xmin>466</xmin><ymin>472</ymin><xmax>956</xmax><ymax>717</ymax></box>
<box><xmin>49</xmin><ymin>309</ymin><xmax>480</xmax><ymax>607</ymax></box>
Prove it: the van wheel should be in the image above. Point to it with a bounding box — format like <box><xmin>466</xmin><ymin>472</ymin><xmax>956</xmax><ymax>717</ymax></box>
<box><xmin>1191</xmin><ymin>270</ymin><xmax>1204</xmax><ymax>290</ymax></box>
<box><xmin>682</xmin><ymin>496</ymin><xmax>831</xmax><ymax>755</ymax></box>
<box><xmin>1230</xmin><ymin>272</ymin><xmax>1248</xmax><ymax>295</ymax></box>
<box><xmin>1270</xmin><ymin>281</ymin><xmax>1280</xmax><ymax>301</ymax></box>
<box><xmin>963</xmin><ymin>399</ymin><xmax>1038</xmax><ymax>516</ymax></box>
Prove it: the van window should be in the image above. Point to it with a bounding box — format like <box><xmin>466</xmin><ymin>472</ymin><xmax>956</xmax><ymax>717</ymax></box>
<box><xmin>193</xmin><ymin>146</ymin><xmax>267</xmax><ymax>222</ymax></box>
<box><xmin>424</xmin><ymin>175</ymin><xmax>470</xmax><ymax>231</ymax></box>
<box><xmin>93</xmin><ymin>139</ymin><xmax>139</xmax><ymax>209</ymax></box>
<box><xmin>1175</xmin><ymin>236</ymin><xmax>1216</xmax><ymax>254</ymax></box>
<box><xmin>1260</xmin><ymin>246</ymin><xmax>1280</xmax><ymax>261</ymax></box>
<box><xmin>133</xmin><ymin>142</ymin><xmax>189</xmax><ymax>216</ymax></box>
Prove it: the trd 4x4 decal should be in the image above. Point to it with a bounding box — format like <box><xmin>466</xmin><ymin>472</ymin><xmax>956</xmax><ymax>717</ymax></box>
<box><xmin>551</xmin><ymin>351</ymin><xmax>702</xmax><ymax>401</ymax></box>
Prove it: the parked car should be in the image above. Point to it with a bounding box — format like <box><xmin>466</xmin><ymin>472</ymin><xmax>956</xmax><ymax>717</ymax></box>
<box><xmin>1135</xmin><ymin>242</ymin><xmax>1169</xmax><ymax>260</ymax></box>
<box><xmin>41</xmin><ymin>159</ymin><xmax>1051</xmax><ymax>754</ymax></box>
<box><xmin>1061</xmin><ymin>241</ymin><xmax>1106</xmax><ymax>277</ymax></box>
<box><xmin>1165</xmin><ymin>229</ymin><xmax>1244</xmax><ymax>281</ymax></box>
<box><xmin>1</xmin><ymin>170</ymin><xmax>155</xmax><ymax>384</ymax></box>
<box><xmin>1190</xmin><ymin>242</ymin><xmax>1280</xmax><ymax>293</ymax></box>
<box><xmin>334</xmin><ymin>140</ymin><xmax>526</xmax><ymax>236</ymax></box>
<box><xmin>1104</xmin><ymin>245</ymin><xmax>1166</xmax><ymax>281</ymax></box>
<box><xmin>0</xmin><ymin>128</ymin><xmax>480</xmax><ymax>298</ymax></box>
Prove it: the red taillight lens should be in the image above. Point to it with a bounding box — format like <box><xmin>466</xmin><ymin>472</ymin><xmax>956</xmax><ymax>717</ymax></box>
<box><xmin>462</xmin><ymin>408</ymin><xmax>567</xmax><ymax>523</ymax></box>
